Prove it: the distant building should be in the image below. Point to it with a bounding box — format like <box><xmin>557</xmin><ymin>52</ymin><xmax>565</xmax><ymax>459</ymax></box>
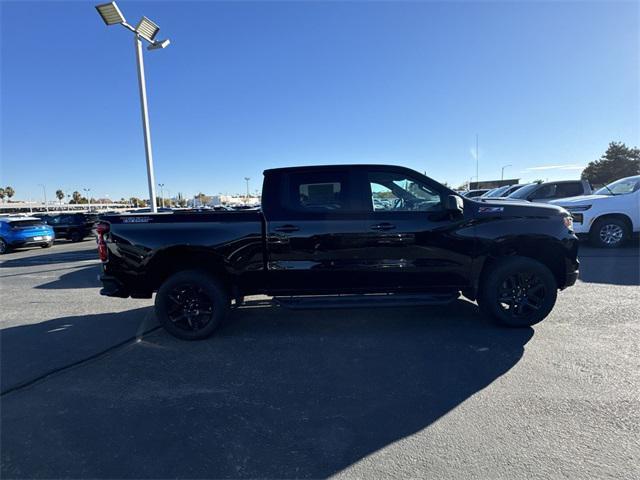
<box><xmin>470</xmin><ymin>178</ymin><xmax>520</xmax><ymax>190</ymax></box>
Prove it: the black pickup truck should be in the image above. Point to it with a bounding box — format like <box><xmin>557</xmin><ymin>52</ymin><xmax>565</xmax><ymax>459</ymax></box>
<box><xmin>98</xmin><ymin>164</ymin><xmax>579</xmax><ymax>339</ymax></box>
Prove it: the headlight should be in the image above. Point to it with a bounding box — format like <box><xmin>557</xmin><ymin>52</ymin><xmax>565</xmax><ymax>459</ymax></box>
<box><xmin>563</xmin><ymin>215</ymin><xmax>573</xmax><ymax>230</ymax></box>
<box><xmin>566</xmin><ymin>205</ymin><xmax>591</xmax><ymax>212</ymax></box>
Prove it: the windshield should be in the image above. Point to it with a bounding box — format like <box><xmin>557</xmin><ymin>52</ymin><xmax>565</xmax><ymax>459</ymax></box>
<box><xmin>507</xmin><ymin>183</ymin><xmax>538</xmax><ymax>199</ymax></box>
<box><xmin>8</xmin><ymin>220</ymin><xmax>45</xmax><ymax>228</ymax></box>
<box><xmin>594</xmin><ymin>177</ymin><xmax>640</xmax><ymax>195</ymax></box>
<box><xmin>482</xmin><ymin>185</ymin><xmax>511</xmax><ymax>198</ymax></box>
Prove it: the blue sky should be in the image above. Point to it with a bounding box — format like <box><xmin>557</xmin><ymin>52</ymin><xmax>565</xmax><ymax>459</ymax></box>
<box><xmin>1</xmin><ymin>0</ymin><xmax>638</xmax><ymax>201</ymax></box>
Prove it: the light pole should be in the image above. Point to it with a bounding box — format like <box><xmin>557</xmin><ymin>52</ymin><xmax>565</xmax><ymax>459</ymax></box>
<box><xmin>83</xmin><ymin>188</ymin><xmax>91</xmax><ymax>211</ymax></box>
<box><xmin>475</xmin><ymin>134</ymin><xmax>479</xmax><ymax>184</ymax></box>
<box><xmin>244</xmin><ymin>177</ymin><xmax>250</xmax><ymax>202</ymax></box>
<box><xmin>95</xmin><ymin>2</ymin><xmax>171</xmax><ymax>214</ymax></box>
<box><xmin>501</xmin><ymin>164</ymin><xmax>512</xmax><ymax>181</ymax></box>
<box><xmin>38</xmin><ymin>184</ymin><xmax>47</xmax><ymax>211</ymax></box>
<box><xmin>158</xmin><ymin>183</ymin><xmax>165</xmax><ymax>208</ymax></box>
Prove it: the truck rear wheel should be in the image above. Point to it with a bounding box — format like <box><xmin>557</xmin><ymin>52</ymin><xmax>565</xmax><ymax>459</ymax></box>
<box><xmin>155</xmin><ymin>270</ymin><xmax>229</xmax><ymax>340</ymax></box>
<box><xmin>478</xmin><ymin>257</ymin><xmax>557</xmax><ymax>328</ymax></box>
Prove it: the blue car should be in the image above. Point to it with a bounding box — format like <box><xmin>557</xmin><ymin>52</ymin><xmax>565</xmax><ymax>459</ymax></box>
<box><xmin>0</xmin><ymin>216</ymin><xmax>55</xmax><ymax>254</ymax></box>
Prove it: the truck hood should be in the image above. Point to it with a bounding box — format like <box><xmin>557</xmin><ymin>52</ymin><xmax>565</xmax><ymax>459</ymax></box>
<box><xmin>472</xmin><ymin>198</ymin><xmax>567</xmax><ymax>216</ymax></box>
<box><xmin>549</xmin><ymin>194</ymin><xmax>609</xmax><ymax>206</ymax></box>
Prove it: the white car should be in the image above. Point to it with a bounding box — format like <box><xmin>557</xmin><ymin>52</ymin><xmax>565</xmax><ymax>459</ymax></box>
<box><xmin>551</xmin><ymin>175</ymin><xmax>640</xmax><ymax>248</ymax></box>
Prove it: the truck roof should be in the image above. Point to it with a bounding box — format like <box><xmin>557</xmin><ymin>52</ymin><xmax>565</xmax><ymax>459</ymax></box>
<box><xmin>264</xmin><ymin>164</ymin><xmax>414</xmax><ymax>175</ymax></box>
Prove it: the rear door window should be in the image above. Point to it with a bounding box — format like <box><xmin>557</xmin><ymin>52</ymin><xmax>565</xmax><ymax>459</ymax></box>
<box><xmin>286</xmin><ymin>171</ymin><xmax>356</xmax><ymax>212</ymax></box>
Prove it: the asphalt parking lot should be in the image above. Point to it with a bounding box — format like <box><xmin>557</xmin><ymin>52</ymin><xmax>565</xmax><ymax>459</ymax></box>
<box><xmin>1</xmin><ymin>240</ymin><xmax>639</xmax><ymax>479</ymax></box>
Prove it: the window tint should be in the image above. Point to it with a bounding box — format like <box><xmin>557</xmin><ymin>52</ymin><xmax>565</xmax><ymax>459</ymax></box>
<box><xmin>288</xmin><ymin>171</ymin><xmax>351</xmax><ymax>211</ymax></box>
<box><xmin>555</xmin><ymin>182</ymin><xmax>583</xmax><ymax>198</ymax></box>
<box><xmin>508</xmin><ymin>183</ymin><xmax>539</xmax><ymax>199</ymax></box>
<box><xmin>530</xmin><ymin>184</ymin><xmax>557</xmax><ymax>200</ymax></box>
<box><xmin>368</xmin><ymin>172</ymin><xmax>442</xmax><ymax>212</ymax></box>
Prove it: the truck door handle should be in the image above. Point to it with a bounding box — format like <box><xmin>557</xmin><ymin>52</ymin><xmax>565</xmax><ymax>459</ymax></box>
<box><xmin>370</xmin><ymin>223</ymin><xmax>396</xmax><ymax>231</ymax></box>
<box><xmin>274</xmin><ymin>224</ymin><xmax>300</xmax><ymax>233</ymax></box>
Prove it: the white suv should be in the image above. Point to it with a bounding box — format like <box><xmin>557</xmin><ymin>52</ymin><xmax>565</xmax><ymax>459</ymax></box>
<box><xmin>551</xmin><ymin>175</ymin><xmax>640</xmax><ymax>248</ymax></box>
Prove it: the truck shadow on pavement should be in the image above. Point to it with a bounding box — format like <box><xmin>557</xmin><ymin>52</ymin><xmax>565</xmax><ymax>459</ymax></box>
<box><xmin>34</xmin><ymin>264</ymin><xmax>101</xmax><ymax>290</ymax></box>
<box><xmin>1</xmin><ymin>299</ymin><xmax>533</xmax><ymax>479</ymax></box>
<box><xmin>577</xmin><ymin>243</ymin><xmax>640</xmax><ymax>286</ymax></box>
<box><xmin>0</xmin><ymin>246</ymin><xmax>97</xmax><ymax>268</ymax></box>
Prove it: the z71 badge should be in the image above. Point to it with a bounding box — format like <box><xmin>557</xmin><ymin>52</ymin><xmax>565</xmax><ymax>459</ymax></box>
<box><xmin>478</xmin><ymin>206</ymin><xmax>504</xmax><ymax>213</ymax></box>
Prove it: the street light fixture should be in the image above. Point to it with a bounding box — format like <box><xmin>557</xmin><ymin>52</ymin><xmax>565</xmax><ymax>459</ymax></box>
<box><xmin>95</xmin><ymin>2</ymin><xmax>126</xmax><ymax>25</ymax></box>
<box><xmin>94</xmin><ymin>1</ymin><xmax>171</xmax><ymax>213</ymax></box>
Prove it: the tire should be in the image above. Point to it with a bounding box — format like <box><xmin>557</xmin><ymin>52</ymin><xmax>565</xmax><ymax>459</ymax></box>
<box><xmin>41</xmin><ymin>242</ymin><xmax>53</xmax><ymax>248</ymax></box>
<box><xmin>0</xmin><ymin>238</ymin><xmax>8</xmax><ymax>255</ymax></box>
<box><xmin>155</xmin><ymin>270</ymin><xmax>229</xmax><ymax>340</ymax></box>
<box><xmin>589</xmin><ymin>217</ymin><xmax>629</xmax><ymax>248</ymax></box>
<box><xmin>478</xmin><ymin>256</ymin><xmax>557</xmax><ymax>328</ymax></box>
<box><xmin>70</xmin><ymin>231</ymin><xmax>83</xmax><ymax>242</ymax></box>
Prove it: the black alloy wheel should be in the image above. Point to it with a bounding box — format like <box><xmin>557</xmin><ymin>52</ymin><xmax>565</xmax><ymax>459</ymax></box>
<box><xmin>166</xmin><ymin>284</ymin><xmax>214</xmax><ymax>332</ymax></box>
<box><xmin>155</xmin><ymin>270</ymin><xmax>229</xmax><ymax>340</ymax></box>
<box><xmin>497</xmin><ymin>272</ymin><xmax>546</xmax><ymax>319</ymax></box>
<box><xmin>478</xmin><ymin>256</ymin><xmax>557</xmax><ymax>328</ymax></box>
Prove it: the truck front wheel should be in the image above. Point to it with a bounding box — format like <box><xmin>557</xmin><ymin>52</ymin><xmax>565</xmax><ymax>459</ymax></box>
<box><xmin>155</xmin><ymin>270</ymin><xmax>229</xmax><ymax>340</ymax></box>
<box><xmin>478</xmin><ymin>257</ymin><xmax>557</xmax><ymax>328</ymax></box>
<box><xmin>589</xmin><ymin>217</ymin><xmax>629</xmax><ymax>248</ymax></box>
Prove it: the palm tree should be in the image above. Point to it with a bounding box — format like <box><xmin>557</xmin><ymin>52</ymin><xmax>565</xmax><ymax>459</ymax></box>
<box><xmin>72</xmin><ymin>191</ymin><xmax>82</xmax><ymax>204</ymax></box>
<box><xmin>56</xmin><ymin>189</ymin><xmax>65</xmax><ymax>205</ymax></box>
<box><xmin>5</xmin><ymin>186</ymin><xmax>15</xmax><ymax>202</ymax></box>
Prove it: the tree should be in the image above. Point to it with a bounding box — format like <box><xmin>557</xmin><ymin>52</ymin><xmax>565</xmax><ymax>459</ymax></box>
<box><xmin>72</xmin><ymin>191</ymin><xmax>82</xmax><ymax>204</ymax></box>
<box><xmin>581</xmin><ymin>142</ymin><xmax>640</xmax><ymax>186</ymax></box>
<box><xmin>195</xmin><ymin>192</ymin><xmax>210</xmax><ymax>207</ymax></box>
<box><xmin>56</xmin><ymin>189</ymin><xmax>65</xmax><ymax>204</ymax></box>
<box><xmin>5</xmin><ymin>186</ymin><xmax>15</xmax><ymax>202</ymax></box>
<box><xmin>0</xmin><ymin>188</ymin><xmax>5</xmax><ymax>203</ymax></box>
<box><xmin>456</xmin><ymin>181</ymin><xmax>469</xmax><ymax>191</ymax></box>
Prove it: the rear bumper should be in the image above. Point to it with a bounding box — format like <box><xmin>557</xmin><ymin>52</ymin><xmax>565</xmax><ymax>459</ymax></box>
<box><xmin>99</xmin><ymin>273</ymin><xmax>130</xmax><ymax>298</ymax></box>
<box><xmin>9</xmin><ymin>235</ymin><xmax>54</xmax><ymax>247</ymax></box>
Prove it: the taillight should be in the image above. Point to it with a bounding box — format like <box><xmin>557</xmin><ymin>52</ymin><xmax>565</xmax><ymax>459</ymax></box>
<box><xmin>96</xmin><ymin>222</ymin><xmax>110</xmax><ymax>262</ymax></box>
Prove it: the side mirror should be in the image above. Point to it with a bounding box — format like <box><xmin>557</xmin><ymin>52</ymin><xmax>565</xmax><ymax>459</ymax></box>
<box><xmin>445</xmin><ymin>194</ymin><xmax>464</xmax><ymax>213</ymax></box>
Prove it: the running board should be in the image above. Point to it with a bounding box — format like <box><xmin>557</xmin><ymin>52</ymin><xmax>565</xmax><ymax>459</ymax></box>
<box><xmin>272</xmin><ymin>293</ymin><xmax>458</xmax><ymax>310</ymax></box>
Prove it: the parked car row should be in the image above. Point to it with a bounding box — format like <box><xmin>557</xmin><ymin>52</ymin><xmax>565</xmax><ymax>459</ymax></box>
<box><xmin>0</xmin><ymin>212</ymin><xmax>99</xmax><ymax>254</ymax></box>
<box><xmin>461</xmin><ymin>175</ymin><xmax>639</xmax><ymax>247</ymax></box>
